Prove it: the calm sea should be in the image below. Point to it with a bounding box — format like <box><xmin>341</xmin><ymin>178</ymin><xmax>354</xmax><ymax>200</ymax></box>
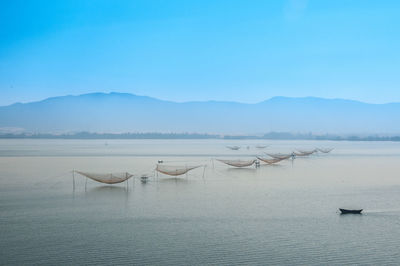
<box><xmin>1</xmin><ymin>139</ymin><xmax>400</xmax><ymax>265</ymax></box>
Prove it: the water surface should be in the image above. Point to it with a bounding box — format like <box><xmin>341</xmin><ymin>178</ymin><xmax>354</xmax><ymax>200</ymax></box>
<box><xmin>1</xmin><ymin>139</ymin><xmax>400</xmax><ymax>265</ymax></box>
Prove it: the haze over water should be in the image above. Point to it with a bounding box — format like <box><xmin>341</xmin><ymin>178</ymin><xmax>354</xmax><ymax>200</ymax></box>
<box><xmin>1</xmin><ymin>139</ymin><xmax>400</xmax><ymax>265</ymax></box>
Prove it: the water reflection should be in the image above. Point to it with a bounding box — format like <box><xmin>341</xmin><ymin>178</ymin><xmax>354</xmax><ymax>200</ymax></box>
<box><xmin>3</xmin><ymin>140</ymin><xmax>400</xmax><ymax>265</ymax></box>
<box><xmin>259</xmin><ymin>164</ymin><xmax>283</xmax><ymax>168</ymax></box>
<box><xmin>86</xmin><ymin>185</ymin><xmax>130</xmax><ymax>197</ymax></box>
<box><xmin>157</xmin><ymin>177</ymin><xmax>191</xmax><ymax>183</ymax></box>
<box><xmin>226</xmin><ymin>167</ymin><xmax>257</xmax><ymax>174</ymax></box>
<box><xmin>339</xmin><ymin>213</ymin><xmax>363</xmax><ymax>216</ymax></box>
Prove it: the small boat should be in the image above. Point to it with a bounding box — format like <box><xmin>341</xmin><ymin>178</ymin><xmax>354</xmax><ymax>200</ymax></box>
<box><xmin>339</xmin><ymin>208</ymin><xmax>363</xmax><ymax>214</ymax></box>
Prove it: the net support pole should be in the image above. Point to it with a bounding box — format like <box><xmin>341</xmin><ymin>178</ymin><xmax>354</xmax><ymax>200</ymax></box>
<box><xmin>153</xmin><ymin>169</ymin><xmax>158</xmax><ymax>182</ymax></box>
<box><xmin>202</xmin><ymin>165</ymin><xmax>206</xmax><ymax>184</ymax></box>
<box><xmin>85</xmin><ymin>177</ymin><xmax>88</xmax><ymax>191</ymax></box>
<box><xmin>72</xmin><ymin>170</ymin><xmax>75</xmax><ymax>191</ymax></box>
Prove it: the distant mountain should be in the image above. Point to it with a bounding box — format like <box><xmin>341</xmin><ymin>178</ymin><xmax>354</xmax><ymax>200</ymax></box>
<box><xmin>0</xmin><ymin>92</ymin><xmax>399</xmax><ymax>134</ymax></box>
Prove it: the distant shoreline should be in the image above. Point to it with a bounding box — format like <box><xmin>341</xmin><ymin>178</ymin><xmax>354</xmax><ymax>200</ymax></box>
<box><xmin>1</xmin><ymin>132</ymin><xmax>400</xmax><ymax>141</ymax></box>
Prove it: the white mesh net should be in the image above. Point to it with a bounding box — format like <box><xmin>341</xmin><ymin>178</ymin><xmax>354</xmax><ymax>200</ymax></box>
<box><xmin>295</xmin><ymin>149</ymin><xmax>317</xmax><ymax>156</ymax></box>
<box><xmin>256</xmin><ymin>156</ymin><xmax>285</xmax><ymax>164</ymax></box>
<box><xmin>227</xmin><ymin>146</ymin><xmax>241</xmax><ymax>150</ymax></box>
<box><xmin>156</xmin><ymin>165</ymin><xmax>202</xmax><ymax>176</ymax></box>
<box><xmin>265</xmin><ymin>153</ymin><xmax>292</xmax><ymax>159</ymax></box>
<box><xmin>317</xmin><ymin>148</ymin><xmax>333</xmax><ymax>153</ymax></box>
<box><xmin>75</xmin><ymin>171</ymin><xmax>133</xmax><ymax>184</ymax></box>
<box><xmin>217</xmin><ymin>159</ymin><xmax>255</xmax><ymax>167</ymax></box>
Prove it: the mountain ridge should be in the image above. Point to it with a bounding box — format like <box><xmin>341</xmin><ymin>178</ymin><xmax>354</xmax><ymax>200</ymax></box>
<box><xmin>1</xmin><ymin>92</ymin><xmax>399</xmax><ymax>134</ymax></box>
<box><xmin>3</xmin><ymin>92</ymin><xmax>399</xmax><ymax>107</ymax></box>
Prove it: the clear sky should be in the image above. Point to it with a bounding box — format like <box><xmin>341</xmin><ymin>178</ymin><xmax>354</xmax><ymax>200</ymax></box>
<box><xmin>0</xmin><ymin>0</ymin><xmax>399</xmax><ymax>106</ymax></box>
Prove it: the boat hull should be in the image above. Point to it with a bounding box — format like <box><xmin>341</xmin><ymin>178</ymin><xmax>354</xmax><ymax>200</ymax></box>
<box><xmin>339</xmin><ymin>208</ymin><xmax>363</xmax><ymax>214</ymax></box>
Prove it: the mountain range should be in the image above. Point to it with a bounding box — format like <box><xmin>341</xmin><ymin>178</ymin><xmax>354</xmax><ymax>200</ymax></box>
<box><xmin>0</xmin><ymin>92</ymin><xmax>399</xmax><ymax>134</ymax></box>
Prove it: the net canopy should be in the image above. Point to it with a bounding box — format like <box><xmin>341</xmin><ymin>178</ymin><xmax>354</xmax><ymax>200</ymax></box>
<box><xmin>75</xmin><ymin>171</ymin><xmax>133</xmax><ymax>184</ymax></box>
<box><xmin>156</xmin><ymin>164</ymin><xmax>203</xmax><ymax>176</ymax></box>
<box><xmin>294</xmin><ymin>150</ymin><xmax>316</xmax><ymax>156</ymax></box>
<box><xmin>257</xmin><ymin>156</ymin><xmax>285</xmax><ymax>164</ymax></box>
<box><xmin>255</xmin><ymin>145</ymin><xmax>268</xmax><ymax>149</ymax></box>
<box><xmin>227</xmin><ymin>146</ymin><xmax>241</xmax><ymax>150</ymax></box>
<box><xmin>217</xmin><ymin>159</ymin><xmax>255</xmax><ymax>167</ymax></box>
<box><xmin>317</xmin><ymin>148</ymin><xmax>334</xmax><ymax>153</ymax></box>
<box><xmin>265</xmin><ymin>153</ymin><xmax>292</xmax><ymax>160</ymax></box>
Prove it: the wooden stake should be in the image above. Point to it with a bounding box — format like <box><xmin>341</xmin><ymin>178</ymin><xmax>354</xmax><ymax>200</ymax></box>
<box><xmin>72</xmin><ymin>170</ymin><xmax>75</xmax><ymax>191</ymax></box>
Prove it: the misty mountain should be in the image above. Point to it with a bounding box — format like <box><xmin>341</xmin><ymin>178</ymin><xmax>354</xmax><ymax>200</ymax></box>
<box><xmin>0</xmin><ymin>92</ymin><xmax>399</xmax><ymax>134</ymax></box>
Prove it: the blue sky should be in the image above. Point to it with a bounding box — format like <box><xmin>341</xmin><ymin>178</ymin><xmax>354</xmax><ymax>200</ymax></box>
<box><xmin>0</xmin><ymin>0</ymin><xmax>399</xmax><ymax>105</ymax></box>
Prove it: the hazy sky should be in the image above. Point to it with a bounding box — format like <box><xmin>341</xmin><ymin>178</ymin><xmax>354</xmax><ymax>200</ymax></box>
<box><xmin>1</xmin><ymin>0</ymin><xmax>399</xmax><ymax>105</ymax></box>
